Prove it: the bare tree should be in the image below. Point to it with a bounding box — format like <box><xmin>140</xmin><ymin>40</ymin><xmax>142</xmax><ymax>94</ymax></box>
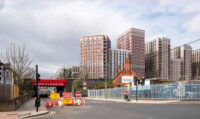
<box><xmin>1</xmin><ymin>43</ymin><xmax>34</xmax><ymax>84</ymax></box>
<box><xmin>56</xmin><ymin>66</ymin><xmax>72</xmax><ymax>79</ymax></box>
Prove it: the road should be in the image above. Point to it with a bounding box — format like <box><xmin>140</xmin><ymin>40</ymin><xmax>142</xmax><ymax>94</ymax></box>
<box><xmin>39</xmin><ymin>99</ymin><xmax>200</xmax><ymax>119</ymax></box>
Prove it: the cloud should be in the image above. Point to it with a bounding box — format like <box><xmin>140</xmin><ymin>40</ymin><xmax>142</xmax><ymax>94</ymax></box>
<box><xmin>0</xmin><ymin>0</ymin><xmax>200</xmax><ymax>78</ymax></box>
<box><xmin>183</xmin><ymin>14</ymin><xmax>200</xmax><ymax>33</ymax></box>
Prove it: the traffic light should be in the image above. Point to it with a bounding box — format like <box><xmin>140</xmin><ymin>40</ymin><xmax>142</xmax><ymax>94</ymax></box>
<box><xmin>141</xmin><ymin>77</ymin><xmax>145</xmax><ymax>86</ymax></box>
<box><xmin>36</xmin><ymin>72</ymin><xmax>40</xmax><ymax>81</ymax></box>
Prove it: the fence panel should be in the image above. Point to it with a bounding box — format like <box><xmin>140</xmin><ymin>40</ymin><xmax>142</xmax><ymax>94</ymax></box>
<box><xmin>0</xmin><ymin>84</ymin><xmax>12</xmax><ymax>99</ymax></box>
<box><xmin>88</xmin><ymin>83</ymin><xmax>200</xmax><ymax>101</ymax></box>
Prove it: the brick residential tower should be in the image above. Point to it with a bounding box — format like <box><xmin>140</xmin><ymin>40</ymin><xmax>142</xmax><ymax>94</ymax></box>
<box><xmin>117</xmin><ymin>28</ymin><xmax>145</xmax><ymax>77</ymax></box>
<box><xmin>81</xmin><ymin>35</ymin><xmax>111</xmax><ymax>80</ymax></box>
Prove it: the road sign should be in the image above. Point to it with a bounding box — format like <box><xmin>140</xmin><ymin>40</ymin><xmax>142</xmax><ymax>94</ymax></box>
<box><xmin>125</xmin><ymin>91</ymin><xmax>129</xmax><ymax>96</ymax></box>
<box><xmin>75</xmin><ymin>92</ymin><xmax>82</xmax><ymax>98</ymax></box>
<box><xmin>50</xmin><ymin>93</ymin><xmax>60</xmax><ymax>100</ymax></box>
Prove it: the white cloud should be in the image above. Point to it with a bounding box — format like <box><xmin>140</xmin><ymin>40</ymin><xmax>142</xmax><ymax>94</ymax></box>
<box><xmin>0</xmin><ymin>0</ymin><xmax>200</xmax><ymax>77</ymax></box>
<box><xmin>183</xmin><ymin>14</ymin><xmax>200</xmax><ymax>33</ymax></box>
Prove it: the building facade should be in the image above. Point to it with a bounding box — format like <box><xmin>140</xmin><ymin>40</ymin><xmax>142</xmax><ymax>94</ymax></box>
<box><xmin>110</xmin><ymin>49</ymin><xmax>129</xmax><ymax>79</ymax></box>
<box><xmin>170</xmin><ymin>59</ymin><xmax>181</xmax><ymax>81</ymax></box>
<box><xmin>171</xmin><ymin>44</ymin><xmax>192</xmax><ymax>80</ymax></box>
<box><xmin>192</xmin><ymin>49</ymin><xmax>200</xmax><ymax>80</ymax></box>
<box><xmin>81</xmin><ymin>35</ymin><xmax>111</xmax><ymax>80</ymax></box>
<box><xmin>0</xmin><ymin>61</ymin><xmax>14</xmax><ymax>85</ymax></box>
<box><xmin>145</xmin><ymin>37</ymin><xmax>170</xmax><ymax>80</ymax></box>
<box><xmin>71</xmin><ymin>66</ymin><xmax>80</xmax><ymax>78</ymax></box>
<box><xmin>113</xmin><ymin>59</ymin><xmax>141</xmax><ymax>87</ymax></box>
<box><xmin>117</xmin><ymin>28</ymin><xmax>145</xmax><ymax>77</ymax></box>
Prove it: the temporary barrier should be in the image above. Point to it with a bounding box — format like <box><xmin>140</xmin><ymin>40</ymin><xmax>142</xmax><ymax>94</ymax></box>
<box><xmin>62</xmin><ymin>92</ymin><xmax>75</xmax><ymax>106</ymax></box>
<box><xmin>88</xmin><ymin>83</ymin><xmax>200</xmax><ymax>101</ymax></box>
<box><xmin>75</xmin><ymin>92</ymin><xmax>82</xmax><ymax>98</ymax></box>
<box><xmin>63</xmin><ymin>98</ymin><xmax>74</xmax><ymax>105</ymax></box>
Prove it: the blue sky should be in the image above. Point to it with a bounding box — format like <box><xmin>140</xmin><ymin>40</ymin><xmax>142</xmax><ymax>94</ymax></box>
<box><xmin>0</xmin><ymin>0</ymin><xmax>200</xmax><ymax>78</ymax></box>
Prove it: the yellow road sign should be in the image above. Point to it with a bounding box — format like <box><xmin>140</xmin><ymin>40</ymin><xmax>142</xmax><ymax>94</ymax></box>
<box><xmin>50</xmin><ymin>93</ymin><xmax>60</xmax><ymax>100</ymax></box>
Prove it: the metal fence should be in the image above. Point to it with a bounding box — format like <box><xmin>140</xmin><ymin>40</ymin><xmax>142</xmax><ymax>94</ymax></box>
<box><xmin>88</xmin><ymin>83</ymin><xmax>200</xmax><ymax>101</ymax></box>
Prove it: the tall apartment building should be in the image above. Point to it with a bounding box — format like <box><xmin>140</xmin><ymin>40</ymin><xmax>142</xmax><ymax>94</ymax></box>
<box><xmin>170</xmin><ymin>59</ymin><xmax>181</xmax><ymax>81</ymax></box>
<box><xmin>145</xmin><ymin>37</ymin><xmax>170</xmax><ymax>80</ymax></box>
<box><xmin>171</xmin><ymin>44</ymin><xmax>192</xmax><ymax>80</ymax></box>
<box><xmin>110</xmin><ymin>49</ymin><xmax>129</xmax><ymax>79</ymax></box>
<box><xmin>192</xmin><ymin>49</ymin><xmax>200</xmax><ymax>80</ymax></box>
<box><xmin>117</xmin><ymin>28</ymin><xmax>145</xmax><ymax>77</ymax></box>
<box><xmin>80</xmin><ymin>35</ymin><xmax>111</xmax><ymax>80</ymax></box>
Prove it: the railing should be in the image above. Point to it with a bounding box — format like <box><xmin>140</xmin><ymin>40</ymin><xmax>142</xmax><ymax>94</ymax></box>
<box><xmin>88</xmin><ymin>83</ymin><xmax>200</xmax><ymax>101</ymax></box>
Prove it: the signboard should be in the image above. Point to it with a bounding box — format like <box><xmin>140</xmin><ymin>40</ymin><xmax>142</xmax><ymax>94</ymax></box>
<box><xmin>122</xmin><ymin>76</ymin><xmax>134</xmax><ymax>83</ymax></box>
<box><xmin>33</xmin><ymin>80</ymin><xmax>67</xmax><ymax>87</ymax></box>
<box><xmin>50</xmin><ymin>93</ymin><xmax>60</xmax><ymax>100</ymax></box>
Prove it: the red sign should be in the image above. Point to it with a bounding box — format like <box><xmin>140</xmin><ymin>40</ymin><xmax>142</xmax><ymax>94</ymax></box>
<box><xmin>33</xmin><ymin>79</ymin><xmax>67</xmax><ymax>87</ymax></box>
<box><xmin>63</xmin><ymin>92</ymin><xmax>73</xmax><ymax>98</ymax></box>
<box><xmin>75</xmin><ymin>92</ymin><xmax>82</xmax><ymax>98</ymax></box>
<box><xmin>125</xmin><ymin>91</ymin><xmax>129</xmax><ymax>96</ymax></box>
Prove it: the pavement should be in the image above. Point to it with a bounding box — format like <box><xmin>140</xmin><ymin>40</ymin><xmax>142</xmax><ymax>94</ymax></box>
<box><xmin>86</xmin><ymin>97</ymin><xmax>180</xmax><ymax>104</ymax></box>
<box><xmin>86</xmin><ymin>97</ymin><xmax>200</xmax><ymax>104</ymax></box>
<box><xmin>0</xmin><ymin>98</ymin><xmax>48</xmax><ymax>119</ymax></box>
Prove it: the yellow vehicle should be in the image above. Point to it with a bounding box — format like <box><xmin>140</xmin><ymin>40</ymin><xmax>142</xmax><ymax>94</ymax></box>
<box><xmin>63</xmin><ymin>98</ymin><xmax>74</xmax><ymax>105</ymax></box>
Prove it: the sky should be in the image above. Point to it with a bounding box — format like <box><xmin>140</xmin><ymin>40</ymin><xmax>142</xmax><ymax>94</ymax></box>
<box><xmin>0</xmin><ymin>0</ymin><xmax>200</xmax><ymax>78</ymax></box>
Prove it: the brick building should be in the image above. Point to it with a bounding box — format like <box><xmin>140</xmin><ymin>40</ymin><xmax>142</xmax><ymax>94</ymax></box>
<box><xmin>117</xmin><ymin>28</ymin><xmax>145</xmax><ymax>77</ymax></box>
<box><xmin>80</xmin><ymin>35</ymin><xmax>111</xmax><ymax>80</ymax></box>
<box><xmin>192</xmin><ymin>49</ymin><xmax>200</xmax><ymax>80</ymax></box>
<box><xmin>145</xmin><ymin>37</ymin><xmax>170</xmax><ymax>80</ymax></box>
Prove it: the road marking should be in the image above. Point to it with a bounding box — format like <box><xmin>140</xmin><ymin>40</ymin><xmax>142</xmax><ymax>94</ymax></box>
<box><xmin>89</xmin><ymin>101</ymin><xmax>104</xmax><ymax>104</ymax></box>
<box><xmin>50</xmin><ymin>111</ymin><xmax>56</xmax><ymax>115</ymax></box>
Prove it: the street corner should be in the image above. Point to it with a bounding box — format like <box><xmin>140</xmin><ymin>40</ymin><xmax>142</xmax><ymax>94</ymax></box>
<box><xmin>17</xmin><ymin>110</ymin><xmax>49</xmax><ymax>119</ymax></box>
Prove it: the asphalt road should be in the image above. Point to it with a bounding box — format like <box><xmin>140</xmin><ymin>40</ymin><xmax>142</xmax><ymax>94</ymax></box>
<box><xmin>39</xmin><ymin>99</ymin><xmax>200</xmax><ymax>119</ymax></box>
